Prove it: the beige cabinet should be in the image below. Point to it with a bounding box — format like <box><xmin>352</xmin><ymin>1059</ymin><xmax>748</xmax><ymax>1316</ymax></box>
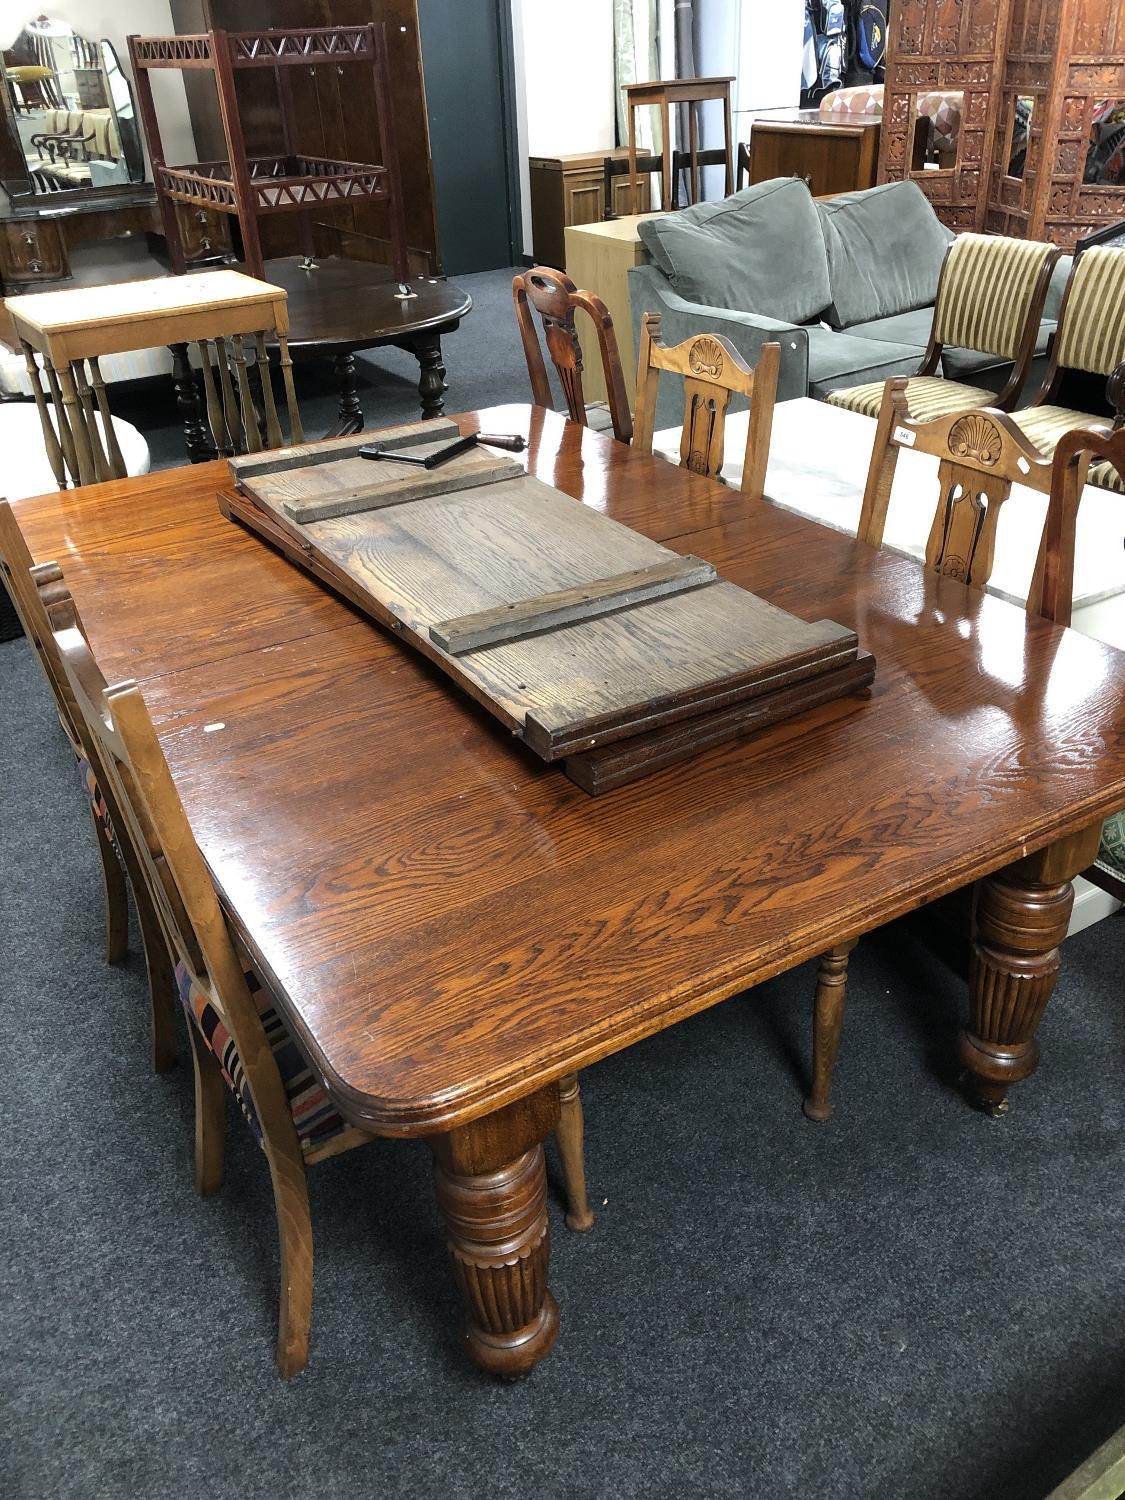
<box><xmin>563</xmin><ymin>212</ymin><xmax>666</xmax><ymax>408</ymax></box>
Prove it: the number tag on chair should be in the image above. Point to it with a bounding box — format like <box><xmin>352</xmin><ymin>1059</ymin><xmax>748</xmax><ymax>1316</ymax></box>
<box><xmin>893</xmin><ymin>425</ymin><xmax>916</xmax><ymax>447</ymax></box>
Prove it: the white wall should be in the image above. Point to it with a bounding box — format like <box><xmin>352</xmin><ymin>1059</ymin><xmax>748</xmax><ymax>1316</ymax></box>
<box><xmin>3</xmin><ymin>0</ymin><xmax>198</xmax><ymax>165</ymax></box>
<box><xmin>508</xmin><ymin>0</ymin><xmax>806</xmax><ymax>256</ymax></box>
<box><xmin>510</xmin><ymin>0</ymin><xmax>616</xmax><ymax>255</ymax></box>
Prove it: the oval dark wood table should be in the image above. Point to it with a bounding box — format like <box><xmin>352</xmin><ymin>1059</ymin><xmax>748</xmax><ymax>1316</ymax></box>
<box><xmin>11</xmin><ymin>404</ymin><xmax>1125</xmax><ymax>1376</ymax></box>
<box><xmin>263</xmin><ymin>254</ymin><xmax>473</xmax><ymax>432</ymax></box>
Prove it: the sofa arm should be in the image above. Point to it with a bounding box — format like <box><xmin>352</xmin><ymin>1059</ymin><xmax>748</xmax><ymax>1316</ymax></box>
<box><xmin>627</xmin><ymin>265</ymin><xmax>808</xmax><ymax>430</ymax></box>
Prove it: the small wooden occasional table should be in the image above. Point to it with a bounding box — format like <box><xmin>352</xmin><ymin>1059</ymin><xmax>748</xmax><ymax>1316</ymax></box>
<box><xmin>623</xmin><ymin>75</ymin><xmax>735</xmax><ymax>213</ymax></box>
<box><xmin>11</xmin><ymin>404</ymin><xmax>1125</xmax><ymax>1375</ymax></box>
<box><xmin>5</xmin><ymin>269</ymin><xmax>294</xmax><ymax>483</ymax></box>
<box><xmin>262</xmin><ymin>255</ymin><xmax>474</xmax><ymax>433</ymax></box>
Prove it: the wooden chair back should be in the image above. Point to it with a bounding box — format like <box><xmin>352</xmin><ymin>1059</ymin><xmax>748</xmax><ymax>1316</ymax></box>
<box><xmin>631</xmin><ymin>311</ymin><xmax>780</xmax><ymax>501</ymax></box>
<box><xmin>512</xmin><ymin>266</ymin><xmax>633</xmax><ymax>444</ymax></box>
<box><xmin>1032</xmin><ymin>245</ymin><xmax>1125</xmax><ymax>404</ymax></box>
<box><xmin>859</xmin><ymin>379</ymin><xmax>1055</xmax><ymax>590</ymax></box>
<box><xmin>1037</xmin><ymin>423</ymin><xmax>1125</xmax><ymax>627</ymax></box>
<box><xmin>919</xmin><ymin>233</ymin><xmax>1061</xmax><ymax>408</ymax></box>
<box><xmin>20</xmin><ymin>326</ymin><xmax>304</xmax><ymax>489</ymax></box>
<box><xmin>50</xmin><ymin>607</ymin><xmax>308</xmax><ymax>1169</ymax></box>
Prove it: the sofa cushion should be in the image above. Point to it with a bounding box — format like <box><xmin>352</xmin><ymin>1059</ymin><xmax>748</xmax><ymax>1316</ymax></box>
<box><xmin>806</xmin><ymin>327</ymin><xmax>924</xmax><ymax>399</ymax></box>
<box><xmin>842</xmin><ymin>308</ymin><xmax>934</xmax><ymax>350</ymax></box>
<box><xmin>637</xmin><ymin>177</ymin><xmax>832</xmax><ymax>324</ymax></box>
<box><xmin>817</xmin><ymin>180</ymin><xmax>953</xmax><ymax>330</ymax></box>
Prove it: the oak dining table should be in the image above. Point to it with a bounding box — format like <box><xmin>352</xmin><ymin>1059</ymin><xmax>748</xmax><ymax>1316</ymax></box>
<box><xmin>10</xmin><ymin>403</ymin><xmax>1125</xmax><ymax>1377</ymax></box>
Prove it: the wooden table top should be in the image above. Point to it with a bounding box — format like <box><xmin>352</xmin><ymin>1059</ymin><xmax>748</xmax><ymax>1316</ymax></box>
<box><xmin>262</xmin><ymin>256</ymin><xmax>473</xmax><ymax>353</ymax></box>
<box><xmin>12</xmin><ymin>405</ymin><xmax>1125</xmax><ymax>1139</ymax></box>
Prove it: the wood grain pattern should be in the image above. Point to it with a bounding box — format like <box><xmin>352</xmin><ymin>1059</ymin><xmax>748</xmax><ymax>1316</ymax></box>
<box><xmin>11</xmin><ymin>404</ymin><xmax>1125</xmax><ymax>1155</ymax></box>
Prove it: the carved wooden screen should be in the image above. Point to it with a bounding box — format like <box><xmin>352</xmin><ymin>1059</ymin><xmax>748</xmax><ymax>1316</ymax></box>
<box><xmin>877</xmin><ymin>0</ymin><xmax>1013</xmax><ymax>231</ymax></box>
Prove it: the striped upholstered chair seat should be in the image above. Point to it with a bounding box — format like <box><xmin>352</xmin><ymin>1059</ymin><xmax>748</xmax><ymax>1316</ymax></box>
<box><xmin>828</xmin><ymin>234</ymin><xmax>1058</xmax><ymax>419</ymax></box>
<box><xmin>827</xmin><ymin>374</ymin><xmax>995</xmax><ymax>421</ymax></box>
<box><xmin>175</xmin><ymin>959</ymin><xmax>349</xmax><ymax>1156</ymax></box>
<box><xmin>1009</xmin><ymin>405</ymin><xmax>1125</xmax><ymax>494</ymax></box>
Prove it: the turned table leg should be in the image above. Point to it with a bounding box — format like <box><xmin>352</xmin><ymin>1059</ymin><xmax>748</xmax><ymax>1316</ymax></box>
<box><xmin>169</xmin><ymin>342</ymin><xmax>216</xmax><ymax>463</ymax></box>
<box><xmin>331</xmin><ymin>351</ymin><xmax>364</xmax><ymax>436</ymax></box>
<box><xmin>431</xmin><ymin>1086</ymin><xmax>560</xmax><ymax>1377</ymax></box>
<box><xmin>803</xmin><ymin>938</ymin><xmax>858</xmax><ymax>1123</ymax></box>
<box><xmin>412</xmin><ymin>333</ymin><xmax>448</xmax><ymax>420</ymax></box>
<box><xmin>959</xmin><ymin>824</ymin><xmax>1103</xmax><ymax>1116</ymax></box>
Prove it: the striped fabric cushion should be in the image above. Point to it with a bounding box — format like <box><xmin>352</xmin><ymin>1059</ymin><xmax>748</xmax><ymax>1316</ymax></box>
<box><xmin>174</xmin><ymin>960</ymin><xmax>347</xmax><ymax>1155</ymax></box>
<box><xmin>1054</xmin><ymin>247</ymin><xmax>1125</xmax><ymax>376</ymax></box>
<box><xmin>76</xmin><ymin>754</ymin><xmax>119</xmax><ymax>849</ymax></box>
<box><xmin>827</xmin><ymin>375</ymin><xmax>994</xmax><ymax>421</ymax></box>
<box><xmin>933</xmin><ymin>234</ymin><xmax>1055</xmax><ymax>361</ymax></box>
<box><xmin>1009</xmin><ymin>406</ymin><xmax>1125</xmax><ymax>492</ymax></box>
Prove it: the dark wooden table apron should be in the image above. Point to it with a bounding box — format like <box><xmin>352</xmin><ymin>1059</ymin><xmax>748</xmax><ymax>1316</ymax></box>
<box><xmin>12</xmin><ymin>404</ymin><xmax>1125</xmax><ymax>1376</ymax></box>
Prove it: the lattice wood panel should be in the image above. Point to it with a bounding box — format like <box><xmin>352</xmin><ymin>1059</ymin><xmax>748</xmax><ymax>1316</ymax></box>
<box><xmin>878</xmin><ymin>0</ymin><xmax>1013</xmax><ymax>231</ymax></box>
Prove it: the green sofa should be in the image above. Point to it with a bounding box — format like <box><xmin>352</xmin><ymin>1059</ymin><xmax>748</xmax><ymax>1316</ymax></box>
<box><xmin>628</xmin><ymin>176</ymin><xmax>1069</xmax><ymax>428</ymax></box>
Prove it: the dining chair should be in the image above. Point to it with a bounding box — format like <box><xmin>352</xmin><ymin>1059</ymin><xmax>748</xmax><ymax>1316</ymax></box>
<box><xmin>632</xmin><ymin>311</ymin><xmax>780</xmax><ymax>501</ymax></box>
<box><xmin>50</xmin><ymin>610</ymin><xmax>596</xmax><ymax>1376</ymax></box>
<box><xmin>803</xmin><ymin>380</ymin><xmax>1058</xmax><ymax>1123</ymax></box>
<box><xmin>1038</xmin><ymin>421</ymin><xmax>1125</xmax><ymax>902</ymax></box>
<box><xmin>1008</xmin><ymin>247</ymin><xmax>1125</xmax><ymax>494</ymax></box>
<box><xmin>512</xmin><ymin>265</ymin><xmax>633</xmax><ymax>443</ymax></box>
<box><xmin>0</xmin><ymin>502</ymin><xmax>177</xmax><ymax>1073</ymax></box>
<box><xmin>827</xmin><ymin>233</ymin><xmax>1061</xmax><ymax>422</ymax></box>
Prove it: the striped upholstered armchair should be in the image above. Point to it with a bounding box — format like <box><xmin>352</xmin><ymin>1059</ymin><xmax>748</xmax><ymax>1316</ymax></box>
<box><xmin>827</xmin><ymin>233</ymin><xmax>1060</xmax><ymax>422</ymax></box>
<box><xmin>1009</xmin><ymin>246</ymin><xmax>1125</xmax><ymax>495</ymax></box>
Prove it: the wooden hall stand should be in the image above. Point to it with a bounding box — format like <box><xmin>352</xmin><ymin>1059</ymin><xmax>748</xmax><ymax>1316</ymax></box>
<box><xmin>127</xmin><ymin>25</ymin><xmax>412</xmax><ymax>293</ymax></box>
<box><xmin>11</xmin><ymin>403</ymin><xmax>1125</xmax><ymax>1375</ymax></box>
<box><xmin>623</xmin><ymin>76</ymin><xmax>735</xmax><ymax>213</ymax></box>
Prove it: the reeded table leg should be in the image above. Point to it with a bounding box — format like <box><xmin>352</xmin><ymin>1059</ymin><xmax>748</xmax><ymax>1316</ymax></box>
<box><xmin>332</xmin><ymin>352</ymin><xmax>364</xmax><ymax>436</ymax></box>
<box><xmin>412</xmin><ymin>333</ymin><xmax>447</xmax><ymax>419</ymax></box>
<box><xmin>803</xmin><ymin>939</ymin><xmax>858</xmax><ymax>1122</ymax></box>
<box><xmin>959</xmin><ymin>824</ymin><xmax>1103</xmax><ymax>1115</ymax></box>
<box><xmin>431</xmin><ymin>1086</ymin><xmax>560</xmax><ymax>1377</ymax></box>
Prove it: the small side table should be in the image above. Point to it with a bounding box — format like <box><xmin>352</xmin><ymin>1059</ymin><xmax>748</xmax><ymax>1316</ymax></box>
<box><xmin>622</xmin><ymin>76</ymin><xmax>735</xmax><ymax>213</ymax></box>
<box><xmin>5</xmin><ymin>269</ymin><xmax>296</xmax><ymax>484</ymax></box>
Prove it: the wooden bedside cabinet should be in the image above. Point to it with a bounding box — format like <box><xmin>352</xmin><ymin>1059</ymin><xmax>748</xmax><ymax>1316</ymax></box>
<box><xmin>529</xmin><ymin>149</ymin><xmax>636</xmax><ymax>269</ymax></box>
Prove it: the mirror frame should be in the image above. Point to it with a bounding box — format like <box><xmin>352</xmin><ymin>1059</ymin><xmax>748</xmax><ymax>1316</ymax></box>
<box><xmin>0</xmin><ymin>27</ymin><xmax>147</xmax><ymax>206</ymax></box>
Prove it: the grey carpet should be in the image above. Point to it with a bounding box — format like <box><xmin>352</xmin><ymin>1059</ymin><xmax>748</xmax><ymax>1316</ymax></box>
<box><xmin>4</xmin><ymin>269</ymin><xmax>1125</xmax><ymax>1499</ymax></box>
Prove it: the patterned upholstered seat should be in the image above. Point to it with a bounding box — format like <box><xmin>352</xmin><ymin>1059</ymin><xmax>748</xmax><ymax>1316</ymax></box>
<box><xmin>827</xmin><ymin>374</ymin><xmax>994</xmax><ymax>421</ymax></box>
<box><xmin>1010</xmin><ymin>404</ymin><xmax>1125</xmax><ymax>493</ymax></box>
<box><xmin>174</xmin><ymin>959</ymin><xmax>348</xmax><ymax>1157</ymax></box>
<box><xmin>76</xmin><ymin>754</ymin><xmax>119</xmax><ymax>849</ymax></box>
<box><xmin>1097</xmin><ymin>811</ymin><xmax>1125</xmax><ymax>880</ymax></box>
<box><xmin>828</xmin><ymin>233</ymin><xmax>1059</xmax><ymax>420</ymax></box>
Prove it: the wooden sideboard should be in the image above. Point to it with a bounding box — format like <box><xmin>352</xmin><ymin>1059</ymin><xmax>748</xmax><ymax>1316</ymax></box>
<box><xmin>529</xmin><ymin>149</ymin><xmax>638</xmax><ymax>269</ymax></box>
<box><xmin>745</xmin><ymin>109</ymin><xmax>881</xmax><ymax>198</ymax></box>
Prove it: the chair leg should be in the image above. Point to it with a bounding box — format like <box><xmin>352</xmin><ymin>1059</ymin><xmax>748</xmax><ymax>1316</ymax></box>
<box><xmin>186</xmin><ymin>1022</ymin><xmax>225</xmax><ymax>1197</ymax></box>
<box><xmin>132</xmin><ymin>869</ymin><xmax>178</xmax><ymax>1074</ymax></box>
<box><xmin>803</xmin><ymin>940</ymin><xmax>858</xmax><ymax>1123</ymax></box>
<box><xmin>90</xmin><ymin>810</ymin><xmax>128</xmax><ymax>964</ymax></box>
<box><xmin>267</xmin><ymin>1150</ymin><xmax>314</xmax><ymax>1378</ymax></box>
<box><xmin>556</xmin><ymin>1072</ymin><xmax>594</xmax><ymax>1231</ymax></box>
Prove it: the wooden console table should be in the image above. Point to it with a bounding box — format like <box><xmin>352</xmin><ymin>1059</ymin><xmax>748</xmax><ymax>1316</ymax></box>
<box><xmin>623</xmin><ymin>76</ymin><xmax>735</xmax><ymax>213</ymax></box>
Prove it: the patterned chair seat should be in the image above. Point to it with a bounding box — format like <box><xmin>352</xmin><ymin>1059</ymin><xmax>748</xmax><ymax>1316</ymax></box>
<box><xmin>1009</xmin><ymin>405</ymin><xmax>1125</xmax><ymax>494</ymax></box>
<box><xmin>1097</xmin><ymin>811</ymin><xmax>1125</xmax><ymax>879</ymax></box>
<box><xmin>174</xmin><ymin>960</ymin><xmax>348</xmax><ymax>1156</ymax></box>
<box><xmin>77</xmin><ymin>754</ymin><xmax>119</xmax><ymax>849</ymax></box>
<box><xmin>827</xmin><ymin>375</ymin><xmax>995</xmax><ymax>421</ymax></box>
